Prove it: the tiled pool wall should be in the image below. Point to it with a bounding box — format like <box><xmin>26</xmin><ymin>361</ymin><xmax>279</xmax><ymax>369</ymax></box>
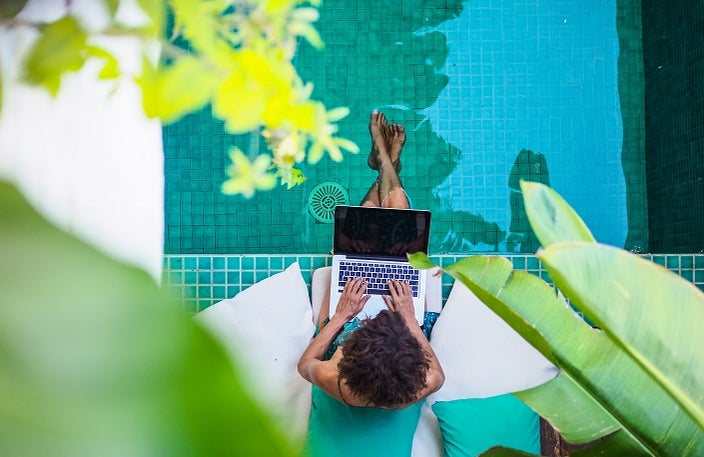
<box><xmin>162</xmin><ymin>254</ymin><xmax>704</xmax><ymax>314</ymax></box>
<box><xmin>641</xmin><ymin>0</ymin><xmax>704</xmax><ymax>252</ymax></box>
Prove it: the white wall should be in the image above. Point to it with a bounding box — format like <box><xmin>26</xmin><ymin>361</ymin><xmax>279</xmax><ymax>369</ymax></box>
<box><xmin>0</xmin><ymin>0</ymin><xmax>164</xmax><ymax>280</ymax></box>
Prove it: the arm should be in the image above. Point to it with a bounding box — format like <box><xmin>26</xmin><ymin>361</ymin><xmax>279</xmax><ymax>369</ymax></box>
<box><xmin>297</xmin><ymin>278</ymin><xmax>371</xmax><ymax>384</ymax></box>
<box><xmin>383</xmin><ymin>280</ymin><xmax>445</xmax><ymax>400</ymax></box>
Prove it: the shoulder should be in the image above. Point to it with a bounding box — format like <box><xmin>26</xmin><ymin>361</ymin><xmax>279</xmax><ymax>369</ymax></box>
<box><xmin>415</xmin><ymin>367</ymin><xmax>445</xmax><ymax>403</ymax></box>
<box><xmin>308</xmin><ymin>358</ymin><xmax>341</xmax><ymax>397</ymax></box>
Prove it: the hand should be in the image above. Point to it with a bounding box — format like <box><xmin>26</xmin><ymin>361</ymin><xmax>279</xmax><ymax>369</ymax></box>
<box><xmin>336</xmin><ymin>278</ymin><xmax>371</xmax><ymax>321</ymax></box>
<box><xmin>382</xmin><ymin>280</ymin><xmax>415</xmax><ymax>322</ymax></box>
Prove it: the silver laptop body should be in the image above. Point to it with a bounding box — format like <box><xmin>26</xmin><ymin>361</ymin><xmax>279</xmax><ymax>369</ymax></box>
<box><xmin>329</xmin><ymin>205</ymin><xmax>432</xmax><ymax>325</ymax></box>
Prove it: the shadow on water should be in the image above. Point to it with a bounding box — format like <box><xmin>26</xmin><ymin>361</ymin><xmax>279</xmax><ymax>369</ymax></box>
<box><xmin>507</xmin><ymin>149</ymin><xmax>551</xmax><ymax>253</ymax></box>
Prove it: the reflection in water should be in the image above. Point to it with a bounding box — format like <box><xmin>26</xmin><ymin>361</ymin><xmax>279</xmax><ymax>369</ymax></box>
<box><xmin>507</xmin><ymin>149</ymin><xmax>550</xmax><ymax>253</ymax></box>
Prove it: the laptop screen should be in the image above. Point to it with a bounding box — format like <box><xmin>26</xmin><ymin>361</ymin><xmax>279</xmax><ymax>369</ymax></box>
<box><xmin>333</xmin><ymin>205</ymin><xmax>431</xmax><ymax>259</ymax></box>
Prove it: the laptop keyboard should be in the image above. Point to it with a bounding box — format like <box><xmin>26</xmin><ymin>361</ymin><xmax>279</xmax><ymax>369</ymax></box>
<box><xmin>337</xmin><ymin>260</ymin><xmax>420</xmax><ymax>296</ymax></box>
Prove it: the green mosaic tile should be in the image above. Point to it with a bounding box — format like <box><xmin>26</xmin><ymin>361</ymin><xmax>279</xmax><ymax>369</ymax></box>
<box><xmin>184</xmin><ymin>271</ymin><xmax>197</xmax><ymax>284</ymax></box>
<box><xmin>213</xmin><ymin>285</ymin><xmax>226</xmax><ymax>299</ymax></box>
<box><xmin>242</xmin><ymin>271</ymin><xmax>254</xmax><ymax>284</ymax></box>
<box><xmin>163</xmin><ymin>0</ymin><xmax>650</xmax><ymax>255</ymax></box>
<box><xmin>256</xmin><ymin>256</ymin><xmax>268</xmax><ymax>270</ymax></box>
<box><xmin>198</xmin><ymin>271</ymin><xmax>211</xmax><ymax>284</ymax></box>
<box><xmin>164</xmin><ymin>254</ymin><xmax>704</xmax><ymax>311</ymax></box>
<box><xmin>213</xmin><ymin>271</ymin><xmax>225</xmax><ymax>284</ymax></box>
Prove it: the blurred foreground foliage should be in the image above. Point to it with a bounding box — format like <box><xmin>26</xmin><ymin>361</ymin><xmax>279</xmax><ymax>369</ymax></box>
<box><xmin>0</xmin><ymin>179</ymin><xmax>297</xmax><ymax>456</ymax></box>
<box><xmin>0</xmin><ymin>0</ymin><xmax>357</xmax><ymax>197</ymax></box>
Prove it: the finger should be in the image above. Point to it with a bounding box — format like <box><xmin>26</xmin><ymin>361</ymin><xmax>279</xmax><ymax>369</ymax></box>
<box><xmin>353</xmin><ymin>279</ymin><xmax>364</xmax><ymax>294</ymax></box>
<box><xmin>389</xmin><ymin>280</ymin><xmax>403</xmax><ymax>297</ymax></box>
<box><xmin>387</xmin><ymin>280</ymin><xmax>398</xmax><ymax>293</ymax></box>
<box><xmin>382</xmin><ymin>295</ymin><xmax>394</xmax><ymax>310</ymax></box>
<box><xmin>344</xmin><ymin>278</ymin><xmax>361</xmax><ymax>294</ymax></box>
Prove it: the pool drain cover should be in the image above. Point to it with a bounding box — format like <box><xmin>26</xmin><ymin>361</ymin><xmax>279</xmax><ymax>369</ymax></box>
<box><xmin>308</xmin><ymin>181</ymin><xmax>349</xmax><ymax>223</ymax></box>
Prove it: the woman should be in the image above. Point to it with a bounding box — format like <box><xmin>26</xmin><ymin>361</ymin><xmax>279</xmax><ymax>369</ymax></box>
<box><xmin>297</xmin><ymin>111</ymin><xmax>445</xmax><ymax>409</ymax></box>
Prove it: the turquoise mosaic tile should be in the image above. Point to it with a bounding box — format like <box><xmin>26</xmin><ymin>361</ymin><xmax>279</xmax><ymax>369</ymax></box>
<box><xmin>162</xmin><ymin>254</ymin><xmax>704</xmax><ymax>314</ymax></box>
<box><xmin>162</xmin><ymin>0</ymin><xmax>650</xmax><ymax>255</ymax></box>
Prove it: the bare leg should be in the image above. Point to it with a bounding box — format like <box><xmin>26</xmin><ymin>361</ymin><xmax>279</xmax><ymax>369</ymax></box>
<box><xmin>361</xmin><ymin>111</ymin><xmax>409</xmax><ymax>209</ymax></box>
<box><xmin>379</xmin><ymin>123</ymin><xmax>409</xmax><ymax>209</ymax></box>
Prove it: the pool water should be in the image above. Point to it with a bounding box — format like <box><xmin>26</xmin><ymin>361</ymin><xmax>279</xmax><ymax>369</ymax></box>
<box><xmin>163</xmin><ymin>0</ymin><xmax>647</xmax><ymax>255</ymax></box>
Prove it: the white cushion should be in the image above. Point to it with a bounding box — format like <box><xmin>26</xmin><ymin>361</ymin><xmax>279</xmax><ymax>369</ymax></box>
<box><xmin>428</xmin><ymin>280</ymin><xmax>558</xmax><ymax>402</ymax></box>
<box><xmin>411</xmin><ymin>401</ymin><xmax>443</xmax><ymax>457</ymax></box>
<box><xmin>194</xmin><ymin>262</ymin><xmax>315</xmax><ymax>445</ymax></box>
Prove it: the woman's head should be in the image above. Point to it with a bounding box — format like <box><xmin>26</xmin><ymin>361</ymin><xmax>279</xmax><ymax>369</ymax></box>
<box><xmin>337</xmin><ymin>310</ymin><xmax>430</xmax><ymax>408</ymax></box>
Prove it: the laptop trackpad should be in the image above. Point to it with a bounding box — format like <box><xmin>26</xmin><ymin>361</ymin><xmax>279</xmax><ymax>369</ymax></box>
<box><xmin>355</xmin><ymin>295</ymin><xmax>388</xmax><ymax>321</ymax></box>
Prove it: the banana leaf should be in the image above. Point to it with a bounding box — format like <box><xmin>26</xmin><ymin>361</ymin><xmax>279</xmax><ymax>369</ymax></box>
<box><xmin>521</xmin><ymin>181</ymin><xmax>704</xmax><ymax>428</ymax></box>
<box><xmin>409</xmin><ymin>183</ymin><xmax>704</xmax><ymax>456</ymax></box>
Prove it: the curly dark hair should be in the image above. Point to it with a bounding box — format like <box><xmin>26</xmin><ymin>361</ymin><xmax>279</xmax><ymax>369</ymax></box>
<box><xmin>337</xmin><ymin>310</ymin><xmax>430</xmax><ymax>408</ymax></box>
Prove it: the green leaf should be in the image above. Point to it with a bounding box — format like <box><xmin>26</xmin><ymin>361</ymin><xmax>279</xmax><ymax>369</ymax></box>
<box><xmin>136</xmin><ymin>0</ymin><xmax>166</xmax><ymax>35</ymax></box>
<box><xmin>480</xmin><ymin>447</ymin><xmax>541</xmax><ymax>456</ymax></box>
<box><xmin>407</xmin><ymin>252</ymin><xmax>437</xmax><ymax>270</ymax></box>
<box><xmin>568</xmin><ymin>430</ymin><xmax>650</xmax><ymax>457</ymax></box>
<box><xmin>0</xmin><ymin>0</ymin><xmax>27</xmax><ymax>19</ymax></box>
<box><xmin>334</xmin><ymin>137</ymin><xmax>360</xmax><ymax>154</ymax></box>
<box><xmin>442</xmin><ymin>255</ymin><xmax>704</xmax><ymax>455</ymax></box>
<box><xmin>23</xmin><ymin>16</ymin><xmax>88</xmax><ymax>96</ymax></box>
<box><xmin>104</xmin><ymin>0</ymin><xmax>120</xmax><ymax>18</ymax></box>
<box><xmin>86</xmin><ymin>45</ymin><xmax>120</xmax><ymax>80</ymax></box>
<box><xmin>540</xmin><ymin>242</ymin><xmax>704</xmax><ymax>428</ymax></box>
<box><xmin>136</xmin><ymin>55</ymin><xmax>218</xmax><ymax>123</ymax></box>
<box><xmin>517</xmin><ymin>372</ymin><xmax>621</xmax><ymax>443</ymax></box>
<box><xmin>0</xmin><ymin>180</ymin><xmax>297</xmax><ymax>456</ymax></box>
<box><xmin>520</xmin><ymin>180</ymin><xmax>595</xmax><ymax>247</ymax></box>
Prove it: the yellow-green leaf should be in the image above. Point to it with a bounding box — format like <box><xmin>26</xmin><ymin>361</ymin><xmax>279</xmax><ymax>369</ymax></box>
<box><xmin>86</xmin><ymin>45</ymin><xmax>120</xmax><ymax>80</ymax></box>
<box><xmin>136</xmin><ymin>0</ymin><xmax>165</xmax><ymax>35</ymax></box>
<box><xmin>23</xmin><ymin>16</ymin><xmax>88</xmax><ymax>96</ymax></box>
<box><xmin>103</xmin><ymin>0</ymin><xmax>120</xmax><ymax>18</ymax></box>
<box><xmin>214</xmin><ymin>71</ymin><xmax>266</xmax><ymax>133</ymax></box>
<box><xmin>278</xmin><ymin>167</ymin><xmax>306</xmax><ymax>189</ymax></box>
<box><xmin>222</xmin><ymin>148</ymin><xmax>277</xmax><ymax>198</ymax></box>
<box><xmin>407</xmin><ymin>252</ymin><xmax>437</xmax><ymax>270</ymax></box>
<box><xmin>520</xmin><ymin>181</ymin><xmax>596</xmax><ymax>247</ymax></box>
<box><xmin>327</xmin><ymin>106</ymin><xmax>350</xmax><ymax>122</ymax></box>
<box><xmin>136</xmin><ymin>55</ymin><xmax>218</xmax><ymax>123</ymax></box>
<box><xmin>0</xmin><ymin>0</ymin><xmax>27</xmax><ymax>19</ymax></box>
<box><xmin>307</xmin><ymin>141</ymin><xmax>324</xmax><ymax>164</ymax></box>
<box><xmin>289</xmin><ymin>21</ymin><xmax>323</xmax><ymax>49</ymax></box>
<box><xmin>334</xmin><ymin>137</ymin><xmax>359</xmax><ymax>154</ymax></box>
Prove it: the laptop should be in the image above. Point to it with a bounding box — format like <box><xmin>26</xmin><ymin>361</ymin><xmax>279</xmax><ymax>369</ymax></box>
<box><xmin>329</xmin><ymin>205</ymin><xmax>432</xmax><ymax>324</ymax></box>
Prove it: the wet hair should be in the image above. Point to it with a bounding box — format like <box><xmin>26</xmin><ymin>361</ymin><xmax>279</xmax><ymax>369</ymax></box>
<box><xmin>337</xmin><ymin>310</ymin><xmax>430</xmax><ymax>408</ymax></box>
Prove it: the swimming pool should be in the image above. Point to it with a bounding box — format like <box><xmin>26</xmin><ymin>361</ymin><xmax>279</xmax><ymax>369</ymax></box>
<box><xmin>163</xmin><ymin>0</ymin><xmax>667</xmax><ymax>256</ymax></box>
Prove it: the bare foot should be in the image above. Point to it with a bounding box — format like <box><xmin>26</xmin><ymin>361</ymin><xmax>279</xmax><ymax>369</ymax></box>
<box><xmin>367</xmin><ymin>111</ymin><xmax>403</xmax><ymax>173</ymax></box>
<box><xmin>387</xmin><ymin>123</ymin><xmax>405</xmax><ymax>173</ymax></box>
<box><xmin>367</xmin><ymin>110</ymin><xmax>389</xmax><ymax>170</ymax></box>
